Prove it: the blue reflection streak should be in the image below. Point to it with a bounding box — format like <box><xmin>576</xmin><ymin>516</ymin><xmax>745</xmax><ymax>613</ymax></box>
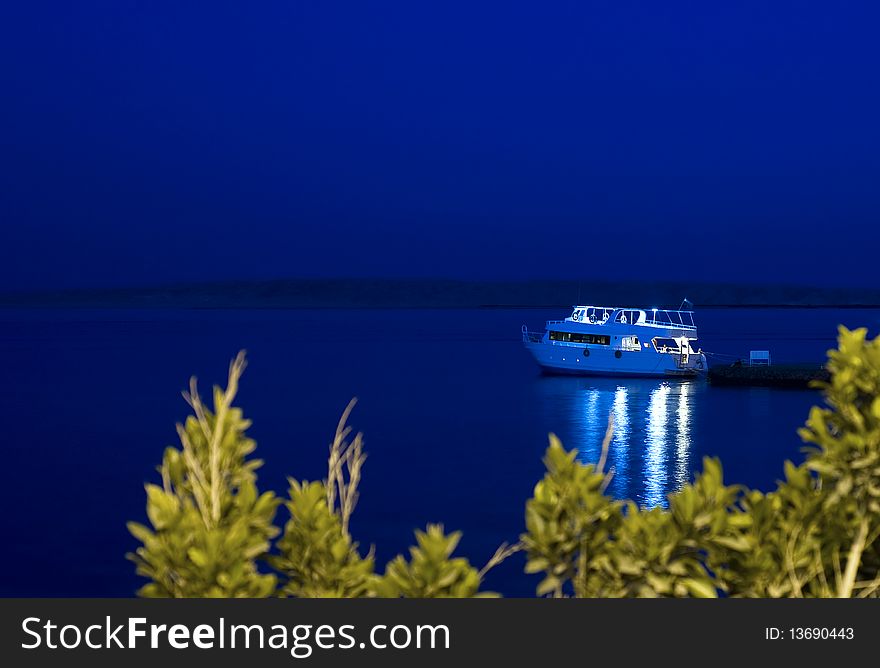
<box><xmin>580</xmin><ymin>388</ymin><xmax>602</xmax><ymax>463</ymax></box>
<box><xmin>532</xmin><ymin>376</ymin><xmax>698</xmax><ymax>507</ymax></box>
<box><xmin>609</xmin><ymin>386</ymin><xmax>630</xmax><ymax>498</ymax></box>
<box><xmin>644</xmin><ymin>384</ymin><xmax>670</xmax><ymax>508</ymax></box>
<box><xmin>674</xmin><ymin>381</ymin><xmax>691</xmax><ymax>490</ymax></box>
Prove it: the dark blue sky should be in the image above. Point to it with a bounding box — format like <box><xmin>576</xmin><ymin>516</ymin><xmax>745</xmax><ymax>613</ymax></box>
<box><xmin>2</xmin><ymin>1</ymin><xmax>878</xmax><ymax>290</ymax></box>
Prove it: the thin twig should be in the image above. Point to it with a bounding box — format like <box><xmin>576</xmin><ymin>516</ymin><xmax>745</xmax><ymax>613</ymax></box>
<box><xmin>160</xmin><ymin>458</ymin><xmax>172</xmax><ymax>495</ymax></box>
<box><xmin>177</xmin><ymin>424</ymin><xmax>211</xmax><ymax>526</ymax></box>
<box><xmin>183</xmin><ymin>377</ymin><xmax>213</xmax><ymax>447</ymax></box>
<box><xmin>327</xmin><ymin>399</ymin><xmax>358</xmax><ymax>512</ymax></box>
<box><xmin>831</xmin><ymin>547</ymin><xmax>842</xmax><ymax>595</ymax></box>
<box><xmin>207</xmin><ymin>351</ymin><xmax>246</xmax><ymax>526</ymax></box>
<box><xmin>855</xmin><ymin>574</ymin><xmax>880</xmax><ymax>598</ymax></box>
<box><xmin>599</xmin><ymin>467</ymin><xmax>615</xmax><ymax>495</ymax></box>
<box><xmin>814</xmin><ymin>544</ymin><xmax>831</xmax><ymax>598</ymax></box>
<box><xmin>784</xmin><ymin>527</ymin><xmax>804</xmax><ymax>598</ymax></box>
<box><xmin>838</xmin><ymin>518</ymin><xmax>869</xmax><ymax>598</ymax></box>
<box><xmin>478</xmin><ymin>541</ymin><xmax>522</xmax><ymax>580</ymax></box>
<box><xmin>596</xmin><ymin>413</ymin><xmax>614</xmax><ymax>475</ymax></box>
<box><xmin>326</xmin><ymin>398</ymin><xmax>366</xmax><ymax>535</ymax></box>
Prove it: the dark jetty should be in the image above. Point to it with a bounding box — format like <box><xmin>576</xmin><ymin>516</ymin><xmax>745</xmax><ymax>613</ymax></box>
<box><xmin>707</xmin><ymin>363</ymin><xmax>829</xmax><ymax>389</ymax></box>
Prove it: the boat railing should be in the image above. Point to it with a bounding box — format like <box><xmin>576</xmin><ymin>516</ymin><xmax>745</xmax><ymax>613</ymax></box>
<box><xmin>521</xmin><ymin>326</ymin><xmax>543</xmax><ymax>344</ymax></box>
<box><xmin>573</xmin><ymin>305</ymin><xmax>618</xmax><ymax>312</ymax></box>
<box><xmin>642</xmin><ymin>309</ymin><xmax>697</xmax><ymax>330</ymax></box>
<box><xmin>567</xmin><ymin>306</ymin><xmax>697</xmax><ymax>330</ymax></box>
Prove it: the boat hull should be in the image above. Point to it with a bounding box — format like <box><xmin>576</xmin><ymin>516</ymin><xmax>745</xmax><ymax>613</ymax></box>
<box><xmin>524</xmin><ymin>340</ymin><xmax>706</xmax><ymax>378</ymax></box>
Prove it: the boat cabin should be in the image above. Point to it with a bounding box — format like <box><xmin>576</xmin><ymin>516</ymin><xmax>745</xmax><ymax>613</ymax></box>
<box><xmin>522</xmin><ymin>300</ymin><xmax>708</xmax><ymax>377</ymax></box>
<box><xmin>567</xmin><ymin>305</ymin><xmax>697</xmax><ymax>330</ymax></box>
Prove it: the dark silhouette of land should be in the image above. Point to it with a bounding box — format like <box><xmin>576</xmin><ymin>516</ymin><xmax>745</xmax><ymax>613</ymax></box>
<box><xmin>1</xmin><ymin>279</ymin><xmax>878</xmax><ymax>309</ymax></box>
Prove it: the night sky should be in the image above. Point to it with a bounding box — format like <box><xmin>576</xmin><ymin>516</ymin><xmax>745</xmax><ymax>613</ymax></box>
<box><xmin>2</xmin><ymin>1</ymin><xmax>878</xmax><ymax>291</ymax></box>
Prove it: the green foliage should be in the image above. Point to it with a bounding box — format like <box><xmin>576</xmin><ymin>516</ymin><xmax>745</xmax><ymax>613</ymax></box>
<box><xmin>131</xmin><ymin>384</ymin><xmax>494</xmax><ymax>598</ymax></box>
<box><xmin>374</xmin><ymin>524</ymin><xmax>494</xmax><ymax>598</ymax></box>
<box><xmin>130</xmin><ymin>327</ymin><xmax>880</xmax><ymax>598</ymax></box>
<box><xmin>796</xmin><ymin>326</ymin><xmax>880</xmax><ymax>596</ymax></box>
<box><xmin>270</xmin><ymin>479</ymin><xmax>376</xmax><ymax>597</ymax></box>
<box><xmin>598</xmin><ymin>459</ymin><xmax>745</xmax><ymax>598</ymax></box>
<box><xmin>521</xmin><ymin>434</ymin><xmax>620</xmax><ymax>597</ymax></box>
<box><xmin>522</xmin><ymin>444</ymin><xmax>743</xmax><ymax>597</ymax></box>
<box><xmin>127</xmin><ymin>352</ymin><xmax>280</xmax><ymax>597</ymax></box>
<box><xmin>270</xmin><ymin>400</ymin><xmax>377</xmax><ymax>598</ymax></box>
<box><xmin>721</xmin><ymin>327</ymin><xmax>880</xmax><ymax>598</ymax></box>
<box><xmin>719</xmin><ymin>463</ymin><xmax>837</xmax><ymax>597</ymax></box>
<box><xmin>271</xmin><ymin>399</ymin><xmax>495</xmax><ymax>598</ymax></box>
<box><xmin>523</xmin><ymin>327</ymin><xmax>880</xmax><ymax>598</ymax></box>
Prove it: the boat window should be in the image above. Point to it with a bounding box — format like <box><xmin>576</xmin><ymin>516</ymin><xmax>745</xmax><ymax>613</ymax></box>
<box><xmin>582</xmin><ymin>308</ymin><xmax>611</xmax><ymax>324</ymax></box>
<box><xmin>621</xmin><ymin>336</ymin><xmax>641</xmax><ymax>352</ymax></box>
<box><xmin>652</xmin><ymin>337</ymin><xmax>680</xmax><ymax>353</ymax></box>
<box><xmin>615</xmin><ymin>309</ymin><xmax>645</xmax><ymax>325</ymax></box>
<box><xmin>549</xmin><ymin>331</ymin><xmax>610</xmax><ymax>345</ymax></box>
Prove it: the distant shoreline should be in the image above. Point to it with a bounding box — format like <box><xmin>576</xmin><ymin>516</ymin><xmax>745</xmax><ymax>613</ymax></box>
<box><xmin>477</xmin><ymin>303</ymin><xmax>880</xmax><ymax>310</ymax></box>
<box><xmin>5</xmin><ymin>305</ymin><xmax>878</xmax><ymax>312</ymax></box>
<box><xmin>1</xmin><ymin>278</ymin><xmax>878</xmax><ymax>311</ymax></box>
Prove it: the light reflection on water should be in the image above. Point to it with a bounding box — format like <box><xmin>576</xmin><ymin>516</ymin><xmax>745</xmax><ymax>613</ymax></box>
<box><xmin>533</xmin><ymin>376</ymin><xmax>703</xmax><ymax>508</ymax></box>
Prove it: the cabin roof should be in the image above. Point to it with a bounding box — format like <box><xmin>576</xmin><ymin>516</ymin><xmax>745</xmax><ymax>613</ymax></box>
<box><xmin>561</xmin><ymin>305</ymin><xmax>697</xmax><ymax>331</ymax></box>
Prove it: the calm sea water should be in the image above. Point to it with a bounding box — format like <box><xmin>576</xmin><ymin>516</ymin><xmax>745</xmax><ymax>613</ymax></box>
<box><xmin>2</xmin><ymin>307</ymin><xmax>878</xmax><ymax>596</ymax></box>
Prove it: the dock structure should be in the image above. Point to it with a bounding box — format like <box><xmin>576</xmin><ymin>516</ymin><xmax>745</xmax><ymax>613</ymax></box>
<box><xmin>707</xmin><ymin>363</ymin><xmax>829</xmax><ymax>389</ymax></box>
